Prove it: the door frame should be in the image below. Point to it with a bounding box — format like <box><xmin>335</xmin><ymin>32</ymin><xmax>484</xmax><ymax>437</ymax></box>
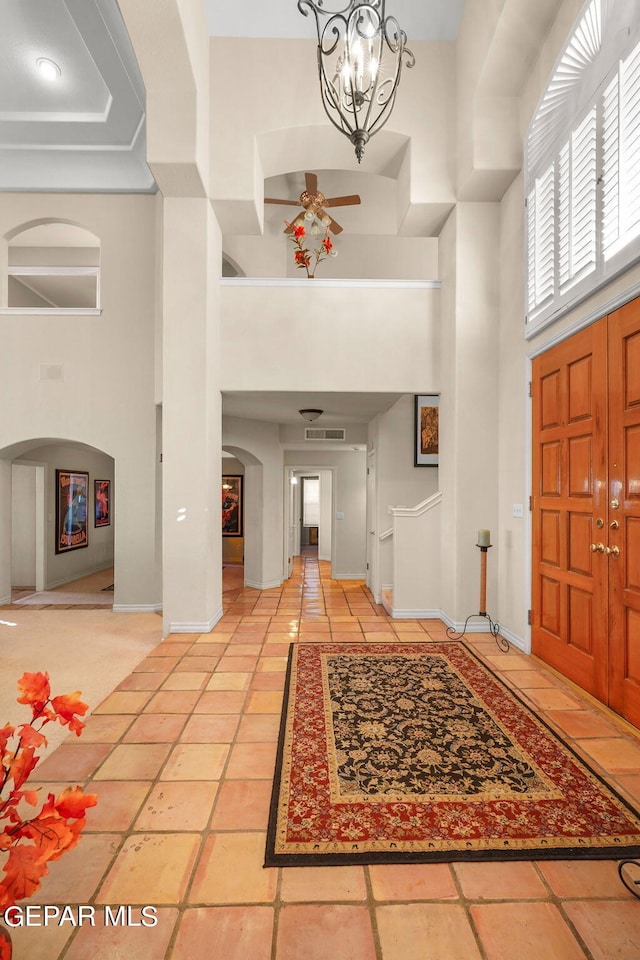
<box><xmin>11</xmin><ymin>460</ymin><xmax>46</xmax><ymax>593</ymax></box>
<box><xmin>283</xmin><ymin>465</ymin><xmax>336</xmax><ymax>576</ymax></box>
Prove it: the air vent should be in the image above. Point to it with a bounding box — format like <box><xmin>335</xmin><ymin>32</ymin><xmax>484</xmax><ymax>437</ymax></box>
<box><xmin>305</xmin><ymin>428</ymin><xmax>346</xmax><ymax>441</ymax></box>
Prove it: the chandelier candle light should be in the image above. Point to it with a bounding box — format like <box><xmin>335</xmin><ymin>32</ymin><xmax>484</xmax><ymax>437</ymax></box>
<box><xmin>298</xmin><ymin>0</ymin><xmax>415</xmax><ymax>162</ymax></box>
<box><xmin>446</xmin><ymin>530</ymin><xmax>509</xmax><ymax>651</ymax></box>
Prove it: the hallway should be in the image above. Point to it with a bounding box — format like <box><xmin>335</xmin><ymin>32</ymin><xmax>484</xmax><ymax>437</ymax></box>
<box><xmin>3</xmin><ymin>558</ymin><xmax>640</xmax><ymax>959</ymax></box>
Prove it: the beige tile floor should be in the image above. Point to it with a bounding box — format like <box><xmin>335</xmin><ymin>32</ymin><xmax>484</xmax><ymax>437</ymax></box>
<box><xmin>2</xmin><ymin>558</ymin><xmax>640</xmax><ymax>959</ymax></box>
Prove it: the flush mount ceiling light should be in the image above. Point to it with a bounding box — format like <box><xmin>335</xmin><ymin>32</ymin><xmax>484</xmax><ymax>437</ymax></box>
<box><xmin>36</xmin><ymin>58</ymin><xmax>61</xmax><ymax>81</ymax></box>
<box><xmin>298</xmin><ymin>0</ymin><xmax>415</xmax><ymax>162</ymax></box>
<box><xmin>299</xmin><ymin>408</ymin><xmax>324</xmax><ymax>421</ymax></box>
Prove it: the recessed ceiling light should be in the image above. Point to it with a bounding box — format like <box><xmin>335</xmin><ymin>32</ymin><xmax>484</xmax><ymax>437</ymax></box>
<box><xmin>36</xmin><ymin>58</ymin><xmax>61</xmax><ymax>81</ymax></box>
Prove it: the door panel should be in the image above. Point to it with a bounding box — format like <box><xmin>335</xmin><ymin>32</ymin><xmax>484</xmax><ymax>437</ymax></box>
<box><xmin>533</xmin><ymin>299</ymin><xmax>640</xmax><ymax>728</ymax></box>
<box><xmin>532</xmin><ymin>318</ymin><xmax>609</xmax><ymax>701</ymax></box>
<box><xmin>608</xmin><ymin>301</ymin><xmax>640</xmax><ymax>726</ymax></box>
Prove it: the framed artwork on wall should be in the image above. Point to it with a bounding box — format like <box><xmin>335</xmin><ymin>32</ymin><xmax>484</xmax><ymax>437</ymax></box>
<box><xmin>94</xmin><ymin>479</ymin><xmax>111</xmax><ymax>527</ymax></box>
<box><xmin>222</xmin><ymin>475</ymin><xmax>243</xmax><ymax>537</ymax></box>
<box><xmin>55</xmin><ymin>470</ymin><xmax>89</xmax><ymax>553</ymax></box>
<box><xmin>414</xmin><ymin>395</ymin><xmax>440</xmax><ymax>467</ymax></box>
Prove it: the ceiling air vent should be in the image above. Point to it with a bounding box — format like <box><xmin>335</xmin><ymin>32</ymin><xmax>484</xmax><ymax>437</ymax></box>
<box><xmin>305</xmin><ymin>428</ymin><xmax>346</xmax><ymax>441</ymax></box>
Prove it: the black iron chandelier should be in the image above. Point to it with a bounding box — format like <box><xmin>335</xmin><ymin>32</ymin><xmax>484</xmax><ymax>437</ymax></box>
<box><xmin>298</xmin><ymin>0</ymin><xmax>415</xmax><ymax>162</ymax></box>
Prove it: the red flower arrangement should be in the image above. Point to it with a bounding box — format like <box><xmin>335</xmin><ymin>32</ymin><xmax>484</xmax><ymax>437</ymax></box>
<box><xmin>286</xmin><ymin>221</ymin><xmax>337</xmax><ymax>278</ymax></box>
<box><xmin>0</xmin><ymin>672</ymin><xmax>97</xmax><ymax>939</ymax></box>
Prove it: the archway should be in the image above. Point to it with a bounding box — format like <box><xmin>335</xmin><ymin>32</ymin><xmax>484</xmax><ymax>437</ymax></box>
<box><xmin>0</xmin><ymin>438</ymin><xmax>115</xmax><ymax>606</ymax></box>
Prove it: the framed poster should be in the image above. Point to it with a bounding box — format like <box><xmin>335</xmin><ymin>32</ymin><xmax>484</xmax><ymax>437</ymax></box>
<box><xmin>414</xmin><ymin>395</ymin><xmax>440</xmax><ymax>467</ymax></box>
<box><xmin>94</xmin><ymin>479</ymin><xmax>111</xmax><ymax>527</ymax></box>
<box><xmin>222</xmin><ymin>475</ymin><xmax>243</xmax><ymax>537</ymax></box>
<box><xmin>55</xmin><ymin>470</ymin><xmax>89</xmax><ymax>553</ymax></box>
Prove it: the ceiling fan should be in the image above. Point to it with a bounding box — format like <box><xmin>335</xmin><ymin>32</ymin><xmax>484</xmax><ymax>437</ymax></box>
<box><xmin>264</xmin><ymin>172</ymin><xmax>360</xmax><ymax>235</ymax></box>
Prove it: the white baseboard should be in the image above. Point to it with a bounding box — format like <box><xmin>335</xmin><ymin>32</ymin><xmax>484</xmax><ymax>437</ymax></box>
<box><xmin>439</xmin><ymin>610</ymin><xmax>526</xmax><ymax>650</ymax></box>
<box><xmin>495</xmin><ymin>623</ymin><xmax>526</xmax><ymax>652</ymax></box>
<box><xmin>112</xmin><ymin>604</ymin><xmax>163</xmax><ymax>614</ymax></box>
<box><xmin>390</xmin><ymin>607</ymin><xmax>442</xmax><ymax>620</ymax></box>
<box><xmin>244</xmin><ymin>578</ymin><xmax>283</xmax><ymax>590</ymax></box>
<box><xmin>168</xmin><ymin>607</ymin><xmax>224</xmax><ymax>634</ymax></box>
<box><xmin>0</xmin><ymin>596</ymin><xmax>11</xmax><ymax>606</ymax></box>
<box><xmin>333</xmin><ymin>572</ymin><xmax>367</xmax><ymax>580</ymax></box>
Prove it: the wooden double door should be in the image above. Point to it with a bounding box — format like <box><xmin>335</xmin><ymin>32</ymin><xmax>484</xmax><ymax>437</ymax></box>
<box><xmin>532</xmin><ymin>299</ymin><xmax>640</xmax><ymax>727</ymax></box>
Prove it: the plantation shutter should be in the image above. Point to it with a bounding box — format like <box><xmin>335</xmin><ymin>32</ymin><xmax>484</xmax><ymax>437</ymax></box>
<box><xmin>603</xmin><ymin>38</ymin><xmax>640</xmax><ymax>259</ymax></box>
<box><xmin>602</xmin><ymin>72</ymin><xmax>620</xmax><ymax>255</ymax></box>
<box><xmin>558</xmin><ymin>108</ymin><xmax>597</xmax><ymax>290</ymax></box>
<box><xmin>524</xmin><ymin>1</ymin><xmax>640</xmax><ymax>336</ymax></box>
<box><xmin>527</xmin><ymin>163</ymin><xmax>555</xmax><ymax>314</ymax></box>
<box><xmin>302</xmin><ymin>477</ymin><xmax>320</xmax><ymax>527</ymax></box>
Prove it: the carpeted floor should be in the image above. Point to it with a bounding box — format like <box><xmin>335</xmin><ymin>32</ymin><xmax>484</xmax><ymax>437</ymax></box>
<box><xmin>266</xmin><ymin>642</ymin><xmax>640</xmax><ymax>866</ymax></box>
<box><xmin>14</xmin><ymin>591</ymin><xmax>113</xmax><ymax>605</ymax></box>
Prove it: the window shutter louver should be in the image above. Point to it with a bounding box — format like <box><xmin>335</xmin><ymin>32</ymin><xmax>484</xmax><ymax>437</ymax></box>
<box><xmin>620</xmin><ymin>40</ymin><xmax>640</xmax><ymax>246</ymax></box>
<box><xmin>559</xmin><ymin>143</ymin><xmax>571</xmax><ymax>288</ymax></box>
<box><xmin>527</xmin><ymin>188</ymin><xmax>537</xmax><ymax>315</ymax></box>
<box><xmin>558</xmin><ymin>108</ymin><xmax>597</xmax><ymax>291</ymax></box>
<box><xmin>536</xmin><ymin>165</ymin><xmax>556</xmax><ymax>307</ymax></box>
<box><xmin>602</xmin><ymin>73</ymin><xmax>620</xmax><ymax>256</ymax></box>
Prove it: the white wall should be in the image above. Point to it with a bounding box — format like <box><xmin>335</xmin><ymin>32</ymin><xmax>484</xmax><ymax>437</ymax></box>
<box><xmin>371</xmin><ymin>394</ymin><xmax>440</xmax><ymax>598</ymax></box>
<box><xmin>222</xmin><ymin>416</ymin><xmax>284</xmax><ymax>589</ymax></box>
<box><xmin>219</xmin><ymin>284</ymin><xmax>439</xmax><ymax>393</ymax></box>
<box><xmin>224</xmin><ymin>235</ymin><xmax>439</xmax><ymax>282</ymax></box>
<box><xmin>0</xmin><ymin>193</ymin><xmax>159</xmax><ymax>610</ymax></box>
<box><xmin>438</xmin><ymin>204</ymin><xmax>501</xmax><ymax>631</ymax></box>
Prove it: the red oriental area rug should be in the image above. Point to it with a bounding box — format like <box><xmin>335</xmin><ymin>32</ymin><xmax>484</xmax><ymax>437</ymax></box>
<box><xmin>265</xmin><ymin>642</ymin><xmax>640</xmax><ymax>866</ymax></box>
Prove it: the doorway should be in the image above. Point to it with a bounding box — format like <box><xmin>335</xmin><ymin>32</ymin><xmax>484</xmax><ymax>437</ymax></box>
<box><xmin>285</xmin><ymin>468</ymin><xmax>333</xmax><ymax>575</ymax></box>
<box><xmin>531</xmin><ymin>299</ymin><xmax>640</xmax><ymax>727</ymax></box>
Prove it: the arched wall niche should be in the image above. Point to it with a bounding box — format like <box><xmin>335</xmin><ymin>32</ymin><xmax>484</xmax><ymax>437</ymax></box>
<box><xmin>3</xmin><ymin>219</ymin><xmax>101</xmax><ymax>311</ymax></box>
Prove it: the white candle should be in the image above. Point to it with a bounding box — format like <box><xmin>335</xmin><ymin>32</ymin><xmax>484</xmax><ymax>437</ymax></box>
<box><xmin>478</xmin><ymin>529</ymin><xmax>490</xmax><ymax>547</ymax></box>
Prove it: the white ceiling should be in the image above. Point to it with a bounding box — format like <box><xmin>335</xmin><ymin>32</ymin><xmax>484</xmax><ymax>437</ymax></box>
<box><xmin>0</xmin><ymin>0</ymin><xmax>464</xmax><ymax>193</ymax></box>
<box><xmin>0</xmin><ymin>0</ymin><xmax>154</xmax><ymax>192</ymax></box>
<box><xmin>223</xmin><ymin>391</ymin><xmax>403</xmax><ymax>425</ymax></box>
<box><xmin>205</xmin><ymin>1</ymin><xmax>465</xmax><ymax>41</ymax></box>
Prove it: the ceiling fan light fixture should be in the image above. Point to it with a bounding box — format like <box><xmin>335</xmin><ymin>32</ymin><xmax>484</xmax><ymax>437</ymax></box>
<box><xmin>299</xmin><ymin>408</ymin><xmax>324</xmax><ymax>422</ymax></box>
<box><xmin>298</xmin><ymin>0</ymin><xmax>415</xmax><ymax>163</ymax></box>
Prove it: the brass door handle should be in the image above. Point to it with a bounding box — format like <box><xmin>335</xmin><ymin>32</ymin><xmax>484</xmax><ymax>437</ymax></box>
<box><xmin>590</xmin><ymin>542</ymin><xmax>605</xmax><ymax>553</ymax></box>
<box><xmin>610</xmin><ymin>520</ymin><xmax>619</xmax><ymax>530</ymax></box>
<box><xmin>605</xmin><ymin>545</ymin><xmax>620</xmax><ymax>558</ymax></box>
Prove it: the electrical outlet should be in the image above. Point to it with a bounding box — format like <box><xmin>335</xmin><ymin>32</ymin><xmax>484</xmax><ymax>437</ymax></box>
<box><xmin>512</xmin><ymin>503</ymin><xmax>524</xmax><ymax>518</ymax></box>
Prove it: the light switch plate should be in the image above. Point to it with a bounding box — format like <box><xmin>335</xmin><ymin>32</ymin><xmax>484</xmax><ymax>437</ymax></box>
<box><xmin>512</xmin><ymin>503</ymin><xmax>524</xmax><ymax>518</ymax></box>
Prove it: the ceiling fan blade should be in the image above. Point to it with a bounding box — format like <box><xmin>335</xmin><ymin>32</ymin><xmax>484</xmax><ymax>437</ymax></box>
<box><xmin>265</xmin><ymin>198</ymin><xmax>303</xmax><ymax>206</ymax></box>
<box><xmin>317</xmin><ymin>209</ymin><xmax>343</xmax><ymax>234</ymax></box>
<box><xmin>305</xmin><ymin>172</ymin><xmax>318</xmax><ymax>194</ymax></box>
<box><xmin>283</xmin><ymin>212</ymin><xmax>305</xmax><ymax>233</ymax></box>
<box><xmin>323</xmin><ymin>194</ymin><xmax>361</xmax><ymax>208</ymax></box>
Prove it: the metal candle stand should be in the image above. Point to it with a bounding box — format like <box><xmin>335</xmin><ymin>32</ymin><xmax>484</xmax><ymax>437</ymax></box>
<box><xmin>446</xmin><ymin>544</ymin><xmax>509</xmax><ymax>652</ymax></box>
<box><xmin>618</xmin><ymin>860</ymin><xmax>640</xmax><ymax>899</ymax></box>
